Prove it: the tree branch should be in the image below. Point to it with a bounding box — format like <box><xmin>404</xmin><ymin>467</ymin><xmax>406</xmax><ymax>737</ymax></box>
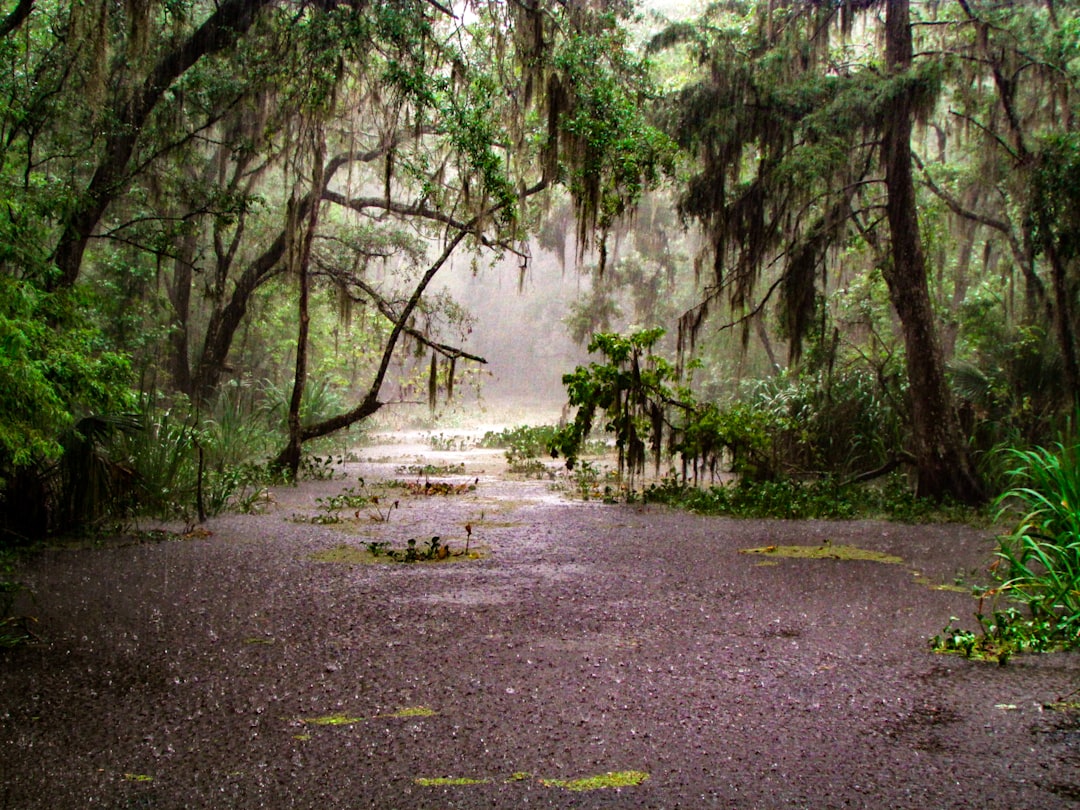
<box><xmin>0</xmin><ymin>0</ymin><xmax>33</xmax><ymax>38</ymax></box>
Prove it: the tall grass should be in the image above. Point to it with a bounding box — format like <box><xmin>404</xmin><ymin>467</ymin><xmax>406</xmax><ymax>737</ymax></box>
<box><xmin>936</xmin><ymin>440</ymin><xmax>1080</xmax><ymax>662</ymax></box>
<box><xmin>993</xmin><ymin>443</ymin><xmax>1080</xmax><ymax>647</ymax></box>
<box><xmin>121</xmin><ymin>388</ymin><xmax>282</xmax><ymax>522</ymax></box>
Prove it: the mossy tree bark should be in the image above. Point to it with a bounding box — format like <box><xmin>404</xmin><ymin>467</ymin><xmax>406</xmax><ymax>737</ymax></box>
<box><xmin>881</xmin><ymin>0</ymin><xmax>983</xmax><ymax>503</ymax></box>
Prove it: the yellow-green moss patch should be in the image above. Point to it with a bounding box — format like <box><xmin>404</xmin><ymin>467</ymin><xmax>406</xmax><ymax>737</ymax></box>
<box><xmin>414</xmin><ymin>777</ymin><xmax>491</xmax><ymax>786</ymax></box>
<box><xmin>740</xmin><ymin>542</ymin><xmax>904</xmax><ymax>565</ymax></box>
<box><xmin>1046</xmin><ymin>701</ymin><xmax>1080</xmax><ymax>713</ymax></box>
<box><xmin>383</xmin><ymin>706</ymin><xmax>436</xmax><ymax>718</ymax></box>
<box><xmin>309</xmin><ymin>545</ymin><xmax>377</xmax><ymax>564</ymax></box>
<box><xmin>309</xmin><ymin>544</ymin><xmax>490</xmax><ymax>565</ymax></box>
<box><xmin>923</xmin><ymin>583</ymin><xmax>970</xmax><ymax>593</ymax></box>
<box><xmin>540</xmin><ymin>771</ymin><xmax>650</xmax><ymax>791</ymax></box>
<box><xmin>300</xmin><ymin>713</ymin><xmax>363</xmax><ymax>726</ymax></box>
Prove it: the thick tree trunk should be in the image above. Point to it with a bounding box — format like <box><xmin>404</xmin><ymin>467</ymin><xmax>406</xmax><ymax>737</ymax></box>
<box><xmin>48</xmin><ymin>0</ymin><xmax>273</xmax><ymax>289</ymax></box>
<box><xmin>192</xmin><ymin>227</ymin><xmax>291</xmax><ymax>406</ymax></box>
<box><xmin>1045</xmin><ymin>240</ymin><xmax>1080</xmax><ymax>410</ymax></box>
<box><xmin>881</xmin><ymin>0</ymin><xmax>984</xmax><ymax>504</ymax></box>
<box><xmin>189</xmin><ymin>153</ymin><xmax>388</xmax><ymax>406</ymax></box>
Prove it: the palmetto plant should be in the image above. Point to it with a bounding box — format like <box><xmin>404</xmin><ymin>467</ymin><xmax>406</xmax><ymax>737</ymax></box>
<box><xmin>993</xmin><ymin>443</ymin><xmax>1080</xmax><ymax>648</ymax></box>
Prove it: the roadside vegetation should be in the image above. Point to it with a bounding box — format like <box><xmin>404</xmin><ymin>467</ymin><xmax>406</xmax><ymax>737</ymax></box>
<box><xmin>933</xmin><ymin>441</ymin><xmax>1080</xmax><ymax>662</ymax></box>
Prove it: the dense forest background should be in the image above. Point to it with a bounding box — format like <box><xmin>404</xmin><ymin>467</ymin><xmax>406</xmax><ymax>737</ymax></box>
<box><xmin>2</xmin><ymin>0</ymin><xmax>1079</xmax><ymax>539</ymax></box>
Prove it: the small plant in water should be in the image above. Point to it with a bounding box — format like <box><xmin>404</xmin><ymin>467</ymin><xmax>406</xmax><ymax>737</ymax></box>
<box><xmin>368</xmin><ymin>496</ymin><xmax>398</xmax><ymax>522</ymax></box>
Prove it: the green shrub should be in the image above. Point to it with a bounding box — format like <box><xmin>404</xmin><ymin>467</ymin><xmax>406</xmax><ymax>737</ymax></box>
<box><xmin>932</xmin><ymin>441</ymin><xmax>1080</xmax><ymax>662</ymax></box>
<box><xmin>993</xmin><ymin>444</ymin><xmax>1080</xmax><ymax>648</ymax></box>
<box><xmin>641</xmin><ymin>471</ymin><xmax>973</xmax><ymax>522</ymax></box>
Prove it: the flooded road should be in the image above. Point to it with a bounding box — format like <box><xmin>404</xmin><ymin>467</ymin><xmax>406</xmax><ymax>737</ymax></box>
<box><xmin>1</xmin><ymin>429</ymin><xmax>1078</xmax><ymax>808</ymax></box>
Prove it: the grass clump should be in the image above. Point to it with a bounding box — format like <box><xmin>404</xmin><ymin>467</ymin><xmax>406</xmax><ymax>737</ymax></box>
<box><xmin>932</xmin><ymin>442</ymin><xmax>1080</xmax><ymax>663</ymax></box>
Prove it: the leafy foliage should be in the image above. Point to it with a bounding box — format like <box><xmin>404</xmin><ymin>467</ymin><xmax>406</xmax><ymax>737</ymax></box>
<box><xmin>993</xmin><ymin>444</ymin><xmax>1080</xmax><ymax>646</ymax></box>
<box><xmin>641</xmin><ymin>472</ymin><xmax>970</xmax><ymax>523</ymax></box>
<box><xmin>0</xmin><ymin>281</ymin><xmax>132</xmax><ymax>473</ymax></box>
<box><xmin>551</xmin><ymin>328</ymin><xmax>674</xmax><ymax>484</ymax></box>
<box><xmin>933</xmin><ymin>440</ymin><xmax>1080</xmax><ymax>661</ymax></box>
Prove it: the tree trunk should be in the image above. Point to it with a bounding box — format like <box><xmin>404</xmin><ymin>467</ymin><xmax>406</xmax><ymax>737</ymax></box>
<box><xmin>881</xmin><ymin>0</ymin><xmax>984</xmax><ymax>504</ymax></box>
<box><xmin>277</xmin><ymin>131</ymin><xmax>327</xmax><ymax>479</ymax></box>
<box><xmin>49</xmin><ymin>0</ymin><xmax>272</xmax><ymax>289</ymax></box>
<box><xmin>191</xmin><ymin>221</ymin><xmax>292</xmax><ymax>406</ymax></box>
<box><xmin>166</xmin><ymin>230</ymin><xmax>198</xmax><ymax>397</ymax></box>
<box><xmin>271</xmin><ymin>229</ymin><xmax>472</xmax><ymax>468</ymax></box>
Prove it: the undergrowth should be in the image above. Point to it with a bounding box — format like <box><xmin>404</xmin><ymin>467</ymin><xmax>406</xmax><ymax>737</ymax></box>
<box><xmin>932</xmin><ymin>442</ymin><xmax>1080</xmax><ymax>663</ymax></box>
<box><xmin>480</xmin><ymin>424</ymin><xmax>605</xmax><ymax>475</ymax></box>
<box><xmin>637</xmin><ymin>472</ymin><xmax>979</xmax><ymax>522</ymax></box>
<box><xmin>0</xmin><ymin>550</ymin><xmax>34</xmax><ymax>647</ymax></box>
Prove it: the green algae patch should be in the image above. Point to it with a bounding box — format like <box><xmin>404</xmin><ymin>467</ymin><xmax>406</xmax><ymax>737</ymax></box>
<box><xmin>383</xmin><ymin>706</ymin><xmax>436</xmax><ymax>718</ymax></box>
<box><xmin>414</xmin><ymin>777</ymin><xmax>491</xmax><ymax>786</ymax></box>
<box><xmin>309</xmin><ymin>545</ymin><xmax>377</xmax><ymax>564</ymax></box>
<box><xmin>301</xmin><ymin>713</ymin><xmax>363</xmax><ymax>726</ymax></box>
<box><xmin>540</xmin><ymin>771</ymin><xmax>650</xmax><ymax>791</ymax></box>
<box><xmin>298</xmin><ymin>706</ymin><xmax>435</xmax><ymax>727</ymax></box>
<box><xmin>923</xmin><ymin>582</ymin><xmax>970</xmax><ymax>593</ymax></box>
<box><xmin>740</xmin><ymin>542</ymin><xmax>904</xmax><ymax>565</ymax></box>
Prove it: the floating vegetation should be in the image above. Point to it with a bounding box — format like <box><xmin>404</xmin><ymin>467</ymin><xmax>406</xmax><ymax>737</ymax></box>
<box><xmin>298</xmin><ymin>706</ymin><xmax>436</xmax><ymax>727</ymax></box>
<box><xmin>1045</xmin><ymin>700</ymin><xmax>1080</xmax><ymax>713</ymax></box>
<box><xmin>540</xmin><ymin>771</ymin><xmax>650</xmax><ymax>791</ymax></box>
<box><xmin>740</xmin><ymin>541</ymin><xmax>904</xmax><ymax>565</ymax></box>
<box><xmin>397</xmin><ymin>463</ymin><xmax>467</xmax><ymax>476</ymax></box>
<box><xmin>309</xmin><ymin>540</ymin><xmax>486</xmax><ymax>565</ymax></box>
<box><xmin>923</xmin><ymin>582</ymin><xmax>970</xmax><ymax>593</ymax></box>
<box><xmin>411</xmin><ymin>770</ymin><xmax>649</xmax><ymax>791</ymax></box>
<box><xmin>388</xmin><ymin>479</ymin><xmax>478</xmax><ymax>497</ymax></box>
<box><xmin>383</xmin><ymin>706</ymin><xmax>436</xmax><ymax>718</ymax></box>
<box><xmin>301</xmin><ymin>713</ymin><xmax>363</xmax><ymax>726</ymax></box>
